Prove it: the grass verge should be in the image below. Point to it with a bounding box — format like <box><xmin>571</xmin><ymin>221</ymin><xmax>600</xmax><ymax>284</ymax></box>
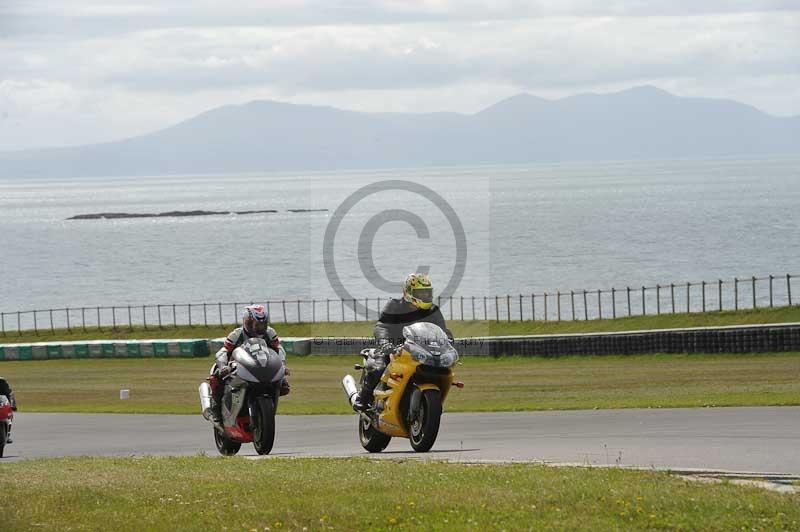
<box><xmin>2</xmin><ymin>352</ymin><xmax>798</xmax><ymax>414</ymax></box>
<box><xmin>1</xmin><ymin>306</ymin><xmax>799</xmax><ymax>344</ymax></box>
<box><xmin>0</xmin><ymin>456</ymin><xmax>797</xmax><ymax>531</ymax></box>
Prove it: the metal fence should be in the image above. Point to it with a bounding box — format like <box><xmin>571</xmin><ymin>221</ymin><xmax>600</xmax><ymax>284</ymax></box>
<box><xmin>1</xmin><ymin>273</ymin><xmax>796</xmax><ymax>336</ymax></box>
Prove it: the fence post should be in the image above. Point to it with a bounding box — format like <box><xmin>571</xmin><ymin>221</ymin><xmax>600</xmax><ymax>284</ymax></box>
<box><xmin>327</xmin><ymin>299</ymin><xmax>331</xmax><ymax>322</ymax></box>
<box><xmin>0</xmin><ymin>313</ymin><xmax>4</xmax><ymax>337</ymax></box>
<box><xmin>597</xmin><ymin>289</ymin><xmax>602</xmax><ymax>319</ymax></box>
<box><xmin>583</xmin><ymin>290</ymin><xmax>588</xmax><ymax>320</ymax></box>
<box><xmin>517</xmin><ymin>295</ymin><xmax>522</xmax><ymax>321</ymax></box>
<box><xmin>188</xmin><ymin>304</ymin><xmax>192</xmax><ymax>327</ymax></box>
<box><xmin>279</xmin><ymin>300</ymin><xmax>286</xmax><ymax>323</ymax></box>
<box><xmin>203</xmin><ymin>303</ymin><xmax>208</xmax><ymax>326</ymax></box>
<box><xmin>544</xmin><ymin>293</ymin><xmax>548</xmax><ymax>321</ymax></box>
<box><xmin>49</xmin><ymin>309</ymin><xmax>54</xmax><ymax>334</ymax></box>
<box><xmin>611</xmin><ymin>288</ymin><xmax>616</xmax><ymax>319</ymax></box>
<box><xmin>171</xmin><ymin>304</ymin><xmax>176</xmax><ymax>328</ymax></box>
<box><xmin>626</xmin><ymin>287</ymin><xmax>631</xmax><ymax>317</ymax></box>
<box><xmin>81</xmin><ymin>307</ymin><xmax>86</xmax><ymax>331</ymax></box>
<box><xmin>495</xmin><ymin>296</ymin><xmax>499</xmax><ymax>322</ymax></box>
<box><xmin>734</xmin><ymin>278</ymin><xmax>739</xmax><ymax>311</ymax></box>
<box><xmin>751</xmin><ymin>276</ymin><xmax>757</xmax><ymax>309</ymax></box>
<box><xmin>788</xmin><ymin>274</ymin><xmax>793</xmax><ymax>306</ymax></box>
<box><xmin>128</xmin><ymin>305</ymin><xmax>133</xmax><ymax>331</ymax></box>
<box><xmin>450</xmin><ymin>296</ymin><xmax>454</xmax><ymax>320</ymax></box>
<box><xmin>718</xmin><ymin>280</ymin><xmax>723</xmax><ymax>311</ymax></box>
<box><xmin>463</xmin><ymin>296</ymin><xmax>466</xmax><ymax>321</ymax></box>
<box><xmin>656</xmin><ymin>285</ymin><xmax>661</xmax><ymax>315</ymax></box>
<box><xmin>556</xmin><ymin>291</ymin><xmax>561</xmax><ymax>322</ymax></box>
<box><xmin>312</xmin><ymin>300</ymin><xmax>316</xmax><ymax>323</ymax></box>
<box><xmin>471</xmin><ymin>296</ymin><xmax>476</xmax><ymax>320</ymax></box>
<box><xmin>531</xmin><ymin>294</ymin><xmax>535</xmax><ymax>321</ymax></box>
<box><xmin>641</xmin><ymin>286</ymin><xmax>646</xmax><ymax>316</ymax></box>
<box><xmin>484</xmin><ymin>296</ymin><xmax>488</xmax><ymax>321</ymax></box>
<box><xmin>64</xmin><ymin>308</ymin><xmax>70</xmax><ymax>333</ymax></box>
<box><xmin>341</xmin><ymin>299</ymin><xmax>345</xmax><ymax>321</ymax></box>
<box><xmin>17</xmin><ymin>311</ymin><xmax>21</xmax><ymax>336</ymax></box>
<box><xmin>670</xmin><ymin>283</ymin><xmax>675</xmax><ymax>314</ymax></box>
<box><xmin>112</xmin><ymin>307</ymin><xmax>117</xmax><ymax>331</ymax></box>
<box><xmin>218</xmin><ymin>303</ymin><xmax>223</xmax><ymax>326</ymax></box>
<box><xmin>143</xmin><ymin>305</ymin><xmax>148</xmax><ymax>330</ymax></box>
<box><xmin>297</xmin><ymin>300</ymin><xmax>301</xmax><ymax>322</ymax></box>
<box><xmin>506</xmin><ymin>295</ymin><xmax>511</xmax><ymax>322</ymax></box>
<box><xmin>769</xmin><ymin>275</ymin><xmax>774</xmax><ymax>308</ymax></box>
<box><xmin>686</xmin><ymin>283</ymin><xmax>690</xmax><ymax>313</ymax></box>
<box><xmin>97</xmin><ymin>306</ymin><xmax>102</xmax><ymax>331</ymax></box>
<box><xmin>570</xmin><ymin>290</ymin><xmax>575</xmax><ymax>321</ymax></box>
<box><xmin>702</xmin><ymin>281</ymin><xmax>706</xmax><ymax>312</ymax></box>
<box><xmin>34</xmin><ymin>310</ymin><xmax>39</xmax><ymax>335</ymax></box>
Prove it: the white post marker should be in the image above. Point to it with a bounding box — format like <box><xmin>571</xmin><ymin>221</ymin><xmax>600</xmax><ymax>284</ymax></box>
<box><xmin>119</xmin><ymin>389</ymin><xmax>130</xmax><ymax>400</ymax></box>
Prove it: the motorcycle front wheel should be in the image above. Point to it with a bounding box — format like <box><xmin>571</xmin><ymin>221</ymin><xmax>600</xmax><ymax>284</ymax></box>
<box><xmin>252</xmin><ymin>397</ymin><xmax>276</xmax><ymax>455</ymax></box>
<box><xmin>409</xmin><ymin>389</ymin><xmax>442</xmax><ymax>452</ymax></box>
<box><xmin>358</xmin><ymin>415</ymin><xmax>391</xmax><ymax>453</ymax></box>
<box><xmin>214</xmin><ymin>427</ymin><xmax>242</xmax><ymax>456</ymax></box>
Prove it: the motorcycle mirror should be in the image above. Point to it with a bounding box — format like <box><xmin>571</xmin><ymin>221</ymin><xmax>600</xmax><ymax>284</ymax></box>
<box><xmin>453</xmin><ymin>381</ymin><xmax>465</xmax><ymax>389</ymax></box>
<box><xmin>354</xmin><ymin>364</ymin><xmax>364</xmax><ymax>370</ymax></box>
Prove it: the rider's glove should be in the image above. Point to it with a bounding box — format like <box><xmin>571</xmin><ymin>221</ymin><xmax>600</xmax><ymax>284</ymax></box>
<box><xmin>378</xmin><ymin>342</ymin><xmax>396</xmax><ymax>357</ymax></box>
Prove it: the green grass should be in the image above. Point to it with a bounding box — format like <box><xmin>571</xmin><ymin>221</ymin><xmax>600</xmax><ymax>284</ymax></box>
<box><xmin>0</xmin><ymin>456</ymin><xmax>797</xmax><ymax>531</ymax></box>
<box><xmin>2</xmin><ymin>306</ymin><xmax>799</xmax><ymax>344</ymax></box>
<box><xmin>2</xmin><ymin>352</ymin><xmax>799</xmax><ymax>414</ymax></box>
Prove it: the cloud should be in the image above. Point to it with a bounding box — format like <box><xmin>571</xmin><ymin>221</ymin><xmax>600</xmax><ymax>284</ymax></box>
<box><xmin>1</xmin><ymin>1</ymin><xmax>798</xmax><ymax>149</ymax></box>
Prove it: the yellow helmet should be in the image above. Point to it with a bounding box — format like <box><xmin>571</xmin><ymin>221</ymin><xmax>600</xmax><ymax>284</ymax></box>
<box><xmin>403</xmin><ymin>273</ymin><xmax>433</xmax><ymax>310</ymax></box>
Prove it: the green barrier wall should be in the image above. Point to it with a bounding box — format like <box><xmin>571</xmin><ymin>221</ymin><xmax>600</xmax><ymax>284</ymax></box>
<box><xmin>0</xmin><ymin>339</ymin><xmax>209</xmax><ymax>360</ymax></box>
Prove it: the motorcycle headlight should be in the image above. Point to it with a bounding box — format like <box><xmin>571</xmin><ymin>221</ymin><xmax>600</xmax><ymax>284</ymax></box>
<box><xmin>408</xmin><ymin>343</ymin><xmax>435</xmax><ymax>365</ymax></box>
<box><xmin>437</xmin><ymin>347</ymin><xmax>459</xmax><ymax>368</ymax></box>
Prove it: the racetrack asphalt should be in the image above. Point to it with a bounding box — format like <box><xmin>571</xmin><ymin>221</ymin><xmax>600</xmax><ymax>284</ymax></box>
<box><xmin>3</xmin><ymin>407</ymin><xmax>799</xmax><ymax>475</ymax></box>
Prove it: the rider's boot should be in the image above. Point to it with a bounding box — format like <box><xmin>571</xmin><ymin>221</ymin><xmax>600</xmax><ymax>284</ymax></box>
<box><xmin>353</xmin><ymin>370</ymin><xmax>380</xmax><ymax>412</ymax></box>
<box><xmin>5</xmin><ymin>426</ymin><xmax>11</xmax><ymax>444</ymax></box>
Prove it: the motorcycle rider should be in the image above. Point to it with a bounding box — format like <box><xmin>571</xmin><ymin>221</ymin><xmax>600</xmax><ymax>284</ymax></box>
<box><xmin>204</xmin><ymin>304</ymin><xmax>290</xmax><ymax>422</ymax></box>
<box><xmin>0</xmin><ymin>376</ymin><xmax>16</xmax><ymax>443</ymax></box>
<box><xmin>353</xmin><ymin>273</ymin><xmax>453</xmax><ymax>411</ymax></box>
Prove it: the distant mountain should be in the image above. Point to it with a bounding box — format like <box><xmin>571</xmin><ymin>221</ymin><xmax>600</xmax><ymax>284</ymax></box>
<box><xmin>2</xmin><ymin>86</ymin><xmax>798</xmax><ymax>179</ymax></box>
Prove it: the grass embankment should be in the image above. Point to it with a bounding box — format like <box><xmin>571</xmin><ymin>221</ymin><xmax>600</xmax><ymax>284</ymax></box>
<box><xmin>3</xmin><ymin>352</ymin><xmax>798</xmax><ymax>414</ymax></box>
<box><xmin>0</xmin><ymin>457</ymin><xmax>797</xmax><ymax>531</ymax></box>
<box><xmin>1</xmin><ymin>306</ymin><xmax>799</xmax><ymax>344</ymax></box>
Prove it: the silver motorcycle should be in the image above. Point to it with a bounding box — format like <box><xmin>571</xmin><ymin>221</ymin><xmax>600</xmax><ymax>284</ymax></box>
<box><xmin>199</xmin><ymin>338</ymin><xmax>286</xmax><ymax>456</ymax></box>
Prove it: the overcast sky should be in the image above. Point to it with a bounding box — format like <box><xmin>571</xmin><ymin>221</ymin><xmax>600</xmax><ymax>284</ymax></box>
<box><xmin>1</xmin><ymin>1</ymin><xmax>798</xmax><ymax>150</ymax></box>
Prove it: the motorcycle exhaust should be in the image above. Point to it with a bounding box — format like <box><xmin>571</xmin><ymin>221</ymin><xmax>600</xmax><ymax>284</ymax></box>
<box><xmin>341</xmin><ymin>375</ymin><xmax>359</xmax><ymax>407</ymax></box>
<box><xmin>198</xmin><ymin>382</ymin><xmax>213</xmax><ymax>418</ymax></box>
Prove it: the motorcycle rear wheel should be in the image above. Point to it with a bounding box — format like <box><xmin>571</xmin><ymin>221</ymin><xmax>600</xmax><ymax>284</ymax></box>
<box><xmin>358</xmin><ymin>415</ymin><xmax>391</xmax><ymax>453</ymax></box>
<box><xmin>252</xmin><ymin>397</ymin><xmax>276</xmax><ymax>455</ymax></box>
<box><xmin>214</xmin><ymin>427</ymin><xmax>242</xmax><ymax>456</ymax></box>
<box><xmin>409</xmin><ymin>389</ymin><xmax>442</xmax><ymax>452</ymax></box>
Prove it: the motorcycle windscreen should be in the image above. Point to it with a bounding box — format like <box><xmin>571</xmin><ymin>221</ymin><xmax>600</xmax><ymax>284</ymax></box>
<box><xmin>402</xmin><ymin>322</ymin><xmax>459</xmax><ymax>368</ymax></box>
<box><xmin>232</xmin><ymin>347</ymin><xmax>285</xmax><ymax>383</ymax></box>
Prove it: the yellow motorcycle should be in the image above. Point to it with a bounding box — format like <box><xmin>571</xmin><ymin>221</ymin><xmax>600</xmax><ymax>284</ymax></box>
<box><xmin>342</xmin><ymin>322</ymin><xmax>463</xmax><ymax>452</ymax></box>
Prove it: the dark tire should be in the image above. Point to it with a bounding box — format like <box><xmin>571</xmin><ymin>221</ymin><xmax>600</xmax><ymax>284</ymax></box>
<box><xmin>214</xmin><ymin>427</ymin><xmax>241</xmax><ymax>456</ymax></box>
<box><xmin>358</xmin><ymin>415</ymin><xmax>391</xmax><ymax>453</ymax></box>
<box><xmin>252</xmin><ymin>397</ymin><xmax>276</xmax><ymax>455</ymax></box>
<box><xmin>0</xmin><ymin>424</ymin><xmax>6</xmax><ymax>458</ymax></box>
<box><xmin>409</xmin><ymin>389</ymin><xmax>442</xmax><ymax>452</ymax></box>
